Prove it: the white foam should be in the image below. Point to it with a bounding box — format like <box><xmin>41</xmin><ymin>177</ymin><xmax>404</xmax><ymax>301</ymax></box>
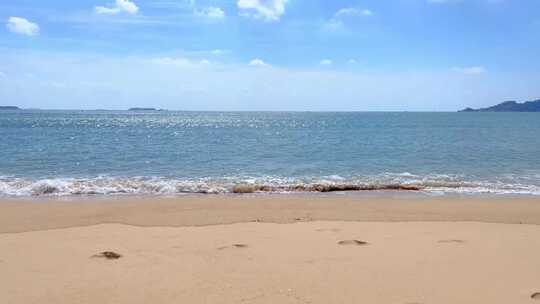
<box><xmin>0</xmin><ymin>174</ymin><xmax>539</xmax><ymax>197</ymax></box>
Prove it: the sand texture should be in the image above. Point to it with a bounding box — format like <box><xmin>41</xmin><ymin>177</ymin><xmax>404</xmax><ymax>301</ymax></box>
<box><xmin>1</xmin><ymin>195</ymin><xmax>540</xmax><ymax>303</ymax></box>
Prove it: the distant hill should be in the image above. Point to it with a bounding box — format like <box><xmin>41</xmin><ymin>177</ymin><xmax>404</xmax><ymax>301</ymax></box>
<box><xmin>128</xmin><ymin>107</ymin><xmax>158</xmax><ymax>111</ymax></box>
<box><xmin>460</xmin><ymin>99</ymin><xmax>540</xmax><ymax>112</ymax></box>
<box><xmin>0</xmin><ymin>106</ymin><xmax>20</xmax><ymax>110</ymax></box>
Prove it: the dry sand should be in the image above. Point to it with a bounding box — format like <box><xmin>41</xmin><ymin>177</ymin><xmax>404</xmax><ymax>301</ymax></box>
<box><xmin>1</xmin><ymin>195</ymin><xmax>540</xmax><ymax>303</ymax></box>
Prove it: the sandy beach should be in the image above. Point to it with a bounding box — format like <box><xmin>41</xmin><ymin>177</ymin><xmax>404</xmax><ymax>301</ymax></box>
<box><xmin>2</xmin><ymin>195</ymin><xmax>540</xmax><ymax>304</ymax></box>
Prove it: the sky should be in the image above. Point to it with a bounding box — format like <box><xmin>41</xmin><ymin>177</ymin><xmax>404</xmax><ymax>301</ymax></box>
<box><xmin>0</xmin><ymin>0</ymin><xmax>539</xmax><ymax>111</ymax></box>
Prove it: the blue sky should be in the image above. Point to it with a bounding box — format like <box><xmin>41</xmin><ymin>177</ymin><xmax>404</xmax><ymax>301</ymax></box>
<box><xmin>1</xmin><ymin>0</ymin><xmax>539</xmax><ymax>111</ymax></box>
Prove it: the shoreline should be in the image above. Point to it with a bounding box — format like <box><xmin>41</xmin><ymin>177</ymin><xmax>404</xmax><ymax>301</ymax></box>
<box><xmin>2</xmin><ymin>194</ymin><xmax>540</xmax><ymax>233</ymax></box>
<box><xmin>2</xmin><ymin>174</ymin><xmax>539</xmax><ymax>197</ymax></box>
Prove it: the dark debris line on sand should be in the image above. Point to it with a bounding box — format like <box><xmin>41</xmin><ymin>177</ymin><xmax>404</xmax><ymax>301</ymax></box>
<box><xmin>217</xmin><ymin>244</ymin><xmax>249</xmax><ymax>250</ymax></box>
<box><xmin>337</xmin><ymin>240</ymin><xmax>369</xmax><ymax>246</ymax></box>
<box><xmin>437</xmin><ymin>239</ymin><xmax>466</xmax><ymax>244</ymax></box>
<box><xmin>231</xmin><ymin>183</ymin><xmax>422</xmax><ymax>194</ymax></box>
<box><xmin>233</xmin><ymin>244</ymin><xmax>248</xmax><ymax>248</ymax></box>
<box><xmin>92</xmin><ymin>251</ymin><xmax>122</xmax><ymax>260</ymax></box>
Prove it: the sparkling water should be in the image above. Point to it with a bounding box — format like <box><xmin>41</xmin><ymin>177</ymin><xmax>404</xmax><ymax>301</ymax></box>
<box><xmin>1</xmin><ymin>110</ymin><xmax>540</xmax><ymax>196</ymax></box>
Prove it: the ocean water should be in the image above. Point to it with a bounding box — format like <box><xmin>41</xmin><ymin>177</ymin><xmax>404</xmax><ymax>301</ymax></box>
<box><xmin>1</xmin><ymin>110</ymin><xmax>540</xmax><ymax>196</ymax></box>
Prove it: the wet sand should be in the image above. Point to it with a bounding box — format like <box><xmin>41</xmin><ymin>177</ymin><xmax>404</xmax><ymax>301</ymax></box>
<box><xmin>2</xmin><ymin>194</ymin><xmax>540</xmax><ymax>233</ymax></box>
<box><xmin>1</xmin><ymin>195</ymin><xmax>540</xmax><ymax>303</ymax></box>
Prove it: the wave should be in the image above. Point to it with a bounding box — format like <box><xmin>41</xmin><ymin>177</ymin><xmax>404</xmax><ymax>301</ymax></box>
<box><xmin>1</xmin><ymin>174</ymin><xmax>540</xmax><ymax>197</ymax></box>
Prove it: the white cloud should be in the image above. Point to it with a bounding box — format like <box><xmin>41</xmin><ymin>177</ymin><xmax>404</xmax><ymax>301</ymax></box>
<box><xmin>195</xmin><ymin>7</ymin><xmax>226</xmax><ymax>20</ymax></box>
<box><xmin>334</xmin><ymin>8</ymin><xmax>373</xmax><ymax>18</ymax></box>
<box><xmin>451</xmin><ymin>66</ymin><xmax>487</xmax><ymax>75</ymax></box>
<box><xmin>325</xmin><ymin>7</ymin><xmax>372</xmax><ymax>32</ymax></box>
<box><xmin>6</xmin><ymin>17</ymin><xmax>40</xmax><ymax>36</ymax></box>
<box><xmin>320</xmin><ymin>59</ymin><xmax>333</xmax><ymax>66</ymax></box>
<box><xmin>95</xmin><ymin>0</ymin><xmax>139</xmax><ymax>15</ymax></box>
<box><xmin>249</xmin><ymin>58</ymin><xmax>269</xmax><ymax>67</ymax></box>
<box><xmin>237</xmin><ymin>0</ymin><xmax>289</xmax><ymax>22</ymax></box>
<box><xmin>348</xmin><ymin>59</ymin><xmax>357</xmax><ymax>64</ymax></box>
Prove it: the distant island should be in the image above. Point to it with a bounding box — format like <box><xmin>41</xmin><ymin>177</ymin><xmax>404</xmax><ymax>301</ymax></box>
<box><xmin>460</xmin><ymin>99</ymin><xmax>540</xmax><ymax>112</ymax></box>
<box><xmin>128</xmin><ymin>107</ymin><xmax>165</xmax><ymax>111</ymax></box>
<box><xmin>0</xmin><ymin>106</ymin><xmax>20</xmax><ymax>110</ymax></box>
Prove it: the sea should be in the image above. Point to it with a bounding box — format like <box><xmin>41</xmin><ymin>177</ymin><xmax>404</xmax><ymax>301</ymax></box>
<box><xmin>1</xmin><ymin>110</ymin><xmax>540</xmax><ymax>197</ymax></box>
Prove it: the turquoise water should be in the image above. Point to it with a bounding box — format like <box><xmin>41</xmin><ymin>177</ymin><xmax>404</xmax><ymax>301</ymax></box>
<box><xmin>1</xmin><ymin>110</ymin><xmax>540</xmax><ymax>196</ymax></box>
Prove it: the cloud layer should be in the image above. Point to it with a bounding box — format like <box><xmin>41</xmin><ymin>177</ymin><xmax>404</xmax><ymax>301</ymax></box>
<box><xmin>95</xmin><ymin>0</ymin><xmax>139</xmax><ymax>15</ymax></box>
<box><xmin>195</xmin><ymin>7</ymin><xmax>226</xmax><ymax>20</ymax></box>
<box><xmin>334</xmin><ymin>8</ymin><xmax>373</xmax><ymax>17</ymax></box>
<box><xmin>237</xmin><ymin>0</ymin><xmax>289</xmax><ymax>21</ymax></box>
<box><xmin>6</xmin><ymin>17</ymin><xmax>40</xmax><ymax>36</ymax></box>
<box><xmin>1</xmin><ymin>51</ymin><xmax>537</xmax><ymax>111</ymax></box>
<box><xmin>249</xmin><ymin>58</ymin><xmax>269</xmax><ymax>67</ymax></box>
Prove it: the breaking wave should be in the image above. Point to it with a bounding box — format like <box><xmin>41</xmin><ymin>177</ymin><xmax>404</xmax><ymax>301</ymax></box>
<box><xmin>1</xmin><ymin>174</ymin><xmax>540</xmax><ymax>197</ymax></box>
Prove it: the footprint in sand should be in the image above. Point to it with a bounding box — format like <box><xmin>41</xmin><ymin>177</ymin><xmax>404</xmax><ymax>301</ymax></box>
<box><xmin>337</xmin><ymin>240</ymin><xmax>369</xmax><ymax>246</ymax></box>
<box><xmin>438</xmin><ymin>239</ymin><xmax>465</xmax><ymax>244</ymax></box>
<box><xmin>92</xmin><ymin>251</ymin><xmax>122</xmax><ymax>260</ymax></box>
<box><xmin>531</xmin><ymin>292</ymin><xmax>540</xmax><ymax>300</ymax></box>
<box><xmin>217</xmin><ymin>244</ymin><xmax>249</xmax><ymax>250</ymax></box>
